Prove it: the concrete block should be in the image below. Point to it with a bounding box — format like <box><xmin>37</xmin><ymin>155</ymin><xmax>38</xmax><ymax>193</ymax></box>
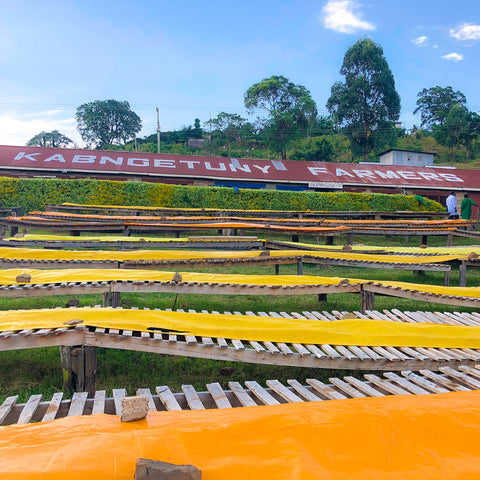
<box><xmin>134</xmin><ymin>458</ymin><xmax>202</xmax><ymax>479</ymax></box>
<box><xmin>120</xmin><ymin>395</ymin><xmax>149</xmax><ymax>422</ymax></box>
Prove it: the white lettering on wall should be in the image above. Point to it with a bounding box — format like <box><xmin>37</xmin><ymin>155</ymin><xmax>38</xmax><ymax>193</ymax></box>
<box><xmin>72</xmin><ymin>155</ymin><xmax>96</xmax><ymax>164</ymax></box>
<box><xmin>417</xmin><ymin>172</ymin><xmax>440</xmax><ymax>181</ymax></box>
<box><xmin>353</xmin><ymin>170</ymin><xmax>376</xmax><ymax>179</ymax></box>
<box><xmin>44</xmin><ymin>154</ymin><xmax>66</xmax><ymax>163</ymax></box>
<box><xmin>179</xmin><ymin>160</ymin><xmax>200</xmax><ymax>169</ymax></box>
<box><xmin>205</xmin><ymin>162</ymin><xmax>226</xmax><ymax>171</ymax></box>
<box><xmin>127</xmin><ymin>158</ymin><xmax>149</xmax><ymax>167</ymax></box>
<box><xmin>336</xmin><ymin>168</ymin><xmax>354</xmax><ymax>178</ymax></box>
<box><xmin>100</xmin><ymin>156</ymin><xmax>123</xmax><ymax>166</ymax></box>
<box><xmin>374</xmin><ymin>170</ymin><xmax>399</xmax><ymax>180</ymax></box>
<box><xmin>439</xmin><ymin>173</ymin><xmax>464</xmax><ymax>182</ymax></box>
<box><xmin>307</xmin><ymin>167</ymin><xmax>328</xmax><ymax>176</ymax></box>
<box><xmin>253</xmin><ymin>165</ymin><xmax>271</xmax><ymax>174</ymax></box>
<box><xmin>14</xmin><ymin>152</ymin><xmax>40</xmax><ymax>162</ymax></box>
<box><xmin>397</xmin><ymin>171</ymin><xmax>421</xmax><ymax>180</ymax></box>
<box><xmin>154</xmin><ymin>159</ymin><xmax>176</xmax><ymax>168</ymax></box>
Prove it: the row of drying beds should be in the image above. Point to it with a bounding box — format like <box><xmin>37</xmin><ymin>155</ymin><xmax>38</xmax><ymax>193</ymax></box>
<box><xmin>2</xmin><ymin>365</ymin><xmax>480</xmax><ymax>426</ymax></box>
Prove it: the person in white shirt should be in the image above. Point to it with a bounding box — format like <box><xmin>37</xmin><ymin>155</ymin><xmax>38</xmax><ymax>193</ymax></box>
<box><xmin>446</xmin><ymin>191</ymin><xmax>459</xmax><ymax>219</ymax></box>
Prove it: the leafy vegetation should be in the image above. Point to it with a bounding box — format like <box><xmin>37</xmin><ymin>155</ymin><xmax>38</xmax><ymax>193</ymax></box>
<box><xmin>0</xmin><ymin>177</ymin><xmax>443</xmax><ymax>213</ymax></box>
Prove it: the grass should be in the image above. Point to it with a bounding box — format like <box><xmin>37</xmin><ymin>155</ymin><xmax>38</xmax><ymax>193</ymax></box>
<box><xmin>1</xmin><ymin>230</ymin><xmax>480</xmax><ymax>402</ymax></box>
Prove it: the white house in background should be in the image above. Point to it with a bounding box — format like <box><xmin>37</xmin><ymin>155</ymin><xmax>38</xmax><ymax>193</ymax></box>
<box><xmin>379</xmin><ymin>149</ymin><xmax>434</xmax><ymax>167</ymax></box>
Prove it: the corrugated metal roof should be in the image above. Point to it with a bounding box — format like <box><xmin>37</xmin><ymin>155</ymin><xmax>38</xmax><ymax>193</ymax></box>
<box><xmin>2</xmin><ymin>145</ymin><xmax>479</xmax><ymax>191</ymax></box>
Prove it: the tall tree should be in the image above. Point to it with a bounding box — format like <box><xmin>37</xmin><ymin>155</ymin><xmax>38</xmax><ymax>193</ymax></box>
<box><xmin>76</xmin><ymin>99</ymin><xmax>142</xmax><ymax>148</ymax></box>
<box><xmin>244</xmin><ymin>75</ymin><xmax>317</xmax><ymax>160</ymax></box>
<box><xmin>327</xmin><ymin>38</ymin><xmax>401</xmax><ymax>162</ymax></box>
<box><xmin>26</xmin><ymin>130</ymin><xmax>73</xmax><ymax>148</ymax></box>
<box><xmin>414</xmin><ymin>86</ymin><xmax>467</xmax><ymax>129</ymax></box>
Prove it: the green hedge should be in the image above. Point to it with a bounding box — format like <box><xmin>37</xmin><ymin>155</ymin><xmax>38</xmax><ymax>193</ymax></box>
<box><xmin>0</xmin><ymin>177</ymin><xmax>444</xmax><ymax>213</ymax></box>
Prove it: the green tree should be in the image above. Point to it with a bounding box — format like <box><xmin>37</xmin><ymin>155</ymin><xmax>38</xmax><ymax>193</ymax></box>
<box><xmin>290</xmin><ymin>136</ymin><xmax>335</xmax><ymax>162</ymax></box>
<box><xmin>76</xmin><ymin>99</ymin><xmax>142</xmax><ymax>148</ymax></box>
<box><xmin>327</xmin><ymin>38</ymin><xmax>401</xmax><ymax>162</ymax></box>
<box><xmin>244</xmin><ymin>75</ymin><xmax>317</xmax><ymax>160</ymax></box>
<box><xmin>414</xmin><ymin>86</ymin><xmax>466</xmax><ymax>129</ymax></box>
<box><xmin>26</xmin><ymin>130</ymin><xmax>73</xmax><ymax>148</ymax></box>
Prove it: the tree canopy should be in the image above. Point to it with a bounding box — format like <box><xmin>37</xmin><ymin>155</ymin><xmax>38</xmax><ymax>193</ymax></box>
<box><xmin>244</xmin><ymin>75</ymin><xmax>317</xmax><ymax>160</ymax></box>
<box><xmin>414</xmin><ymin>86</ymin><xmax>467</xmax><ymax>129</ymax></box>
<box><xmin>76</xmin><ymin>99</ymin><xmax>142</xmax><ymax>148</ymax></box>
<box><xmin>26</xmin><ymin>130</ymin><xmax>73</xmax><ymax>148</ymax></box>
<box><xmin>327</xmin><ymin>38</ymin><xmax>401</xmax><ymax>162</ymax></box>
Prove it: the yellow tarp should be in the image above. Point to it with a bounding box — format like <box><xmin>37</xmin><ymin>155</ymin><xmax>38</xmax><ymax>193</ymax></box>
<box><xmin>3</xmin><ymin>307</ymin><xmax>480</xmax><ymax>348</ymax></box>
<box><xmin>0</xmin><ymin>246</ymin><xmax>463</xmax><ymax>263</ymax></box>
<box><xmin>2</xmin><ymin>267</ymin><xmax>480</xmax><ymax>298</ymax></box>
<box><xmin>2</xmin><ymin>391</ymin><xmax>480</xmax><ymax>479</ymax></box>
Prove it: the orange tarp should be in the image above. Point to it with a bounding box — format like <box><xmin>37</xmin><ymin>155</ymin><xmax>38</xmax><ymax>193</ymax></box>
<box><xmin>1</xmin><ymin>391</ymin><xmax>480</xmax><ymax>479</ymax></box>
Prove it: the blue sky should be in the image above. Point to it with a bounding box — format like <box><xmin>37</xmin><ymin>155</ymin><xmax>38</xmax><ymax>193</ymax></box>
<box><xmin>0</xmin><ymin>0</ymin><xmax>479</xmax><ymax>146</ymax></box>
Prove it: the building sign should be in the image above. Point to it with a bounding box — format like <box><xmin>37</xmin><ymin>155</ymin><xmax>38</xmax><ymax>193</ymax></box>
<box><xmin>0</xmin><ymin>145</ymin><xmax>476</xmax><ymax>189</ymax></box>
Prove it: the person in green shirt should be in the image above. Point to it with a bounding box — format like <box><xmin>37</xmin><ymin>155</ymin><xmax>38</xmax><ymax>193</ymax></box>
<box><xmin>460</xmin><ymin>193</ymin><xmax>478</xmax><ymax>220</ymax></box>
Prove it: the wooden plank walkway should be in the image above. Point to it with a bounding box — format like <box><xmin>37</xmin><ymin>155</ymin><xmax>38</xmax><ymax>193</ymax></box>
<box><xmin>2</xmin><ymin>309</ymin><xmax>480</xmax><ymax>371</ymax></box>
<box><xmin>2</xmin><ymin>366</ymin><xmax>479</xmax><ymax>425</ymax></box>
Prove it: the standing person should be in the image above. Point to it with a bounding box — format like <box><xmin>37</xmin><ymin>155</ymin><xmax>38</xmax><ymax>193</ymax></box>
<box><xmin>446</xmin><ymin>191</ymin><xmax>459</xmax><ymax>219</ymax></box>
<box><xmin>461</xmin><ymin>193</ymin><xmax>478</xmax><ymax>220</ymax></box>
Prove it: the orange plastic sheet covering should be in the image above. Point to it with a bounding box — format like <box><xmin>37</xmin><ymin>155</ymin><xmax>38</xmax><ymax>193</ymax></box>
<box><xmin>3</xmin><ymin>307</ymin><xmax>480</xmax><ymax>348</ymax></box>
<box><xmin>0</xmin><ymin>246</ymin><xmax>462</xmax><ymax>263</ymax></box>
<box><xmin>2</xmin><ymin>391</ymin><xmax>480</xmax><ymax>479</ymax></box>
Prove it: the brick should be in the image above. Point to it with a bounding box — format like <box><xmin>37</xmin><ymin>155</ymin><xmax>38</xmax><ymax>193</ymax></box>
<box><xmin>134</xmin><ymin>459</ymin><xmax>202</xmax><ymax>480</ymax></box>
<box><xmin>120</xmin><ymin>396</ymin><xmax>149</xmax><ymax>422</ymax></box>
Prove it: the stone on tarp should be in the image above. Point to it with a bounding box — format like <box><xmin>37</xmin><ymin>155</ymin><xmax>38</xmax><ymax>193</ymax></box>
<box><xmin>16</xmin><ymin>274</ymin><xmax>31</xmax><ymax>284</ymax></box>
<box><xmin>134</xmin><ymin>459</ymin><xmax>202</xmax><ymax>480</ymax></box>
<box><xmin>120</xmin><ymin>396</ymin><xmax>149</xmax><ymax>422</ymax></box>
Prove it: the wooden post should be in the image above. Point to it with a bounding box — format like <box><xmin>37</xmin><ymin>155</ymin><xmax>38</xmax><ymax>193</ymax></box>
<box><xmin>0</xmin><ymin>225</ymin><xmax>6</xmax><ymax>239</ymax></box>
<box><xmin>60</xmin><ymin>345</ymin><xmax>97</xmax><ymax>395</ymax></box>
<box><xmin>317</xmin><ymin>293</ymin><xmax>327</xmax><ymax>302</ymax></box>
<box><xmin>444</xmin><ymin>269</ymin><xmax>451</xmax><ymax>287</ymax></box>
<box><xmin>360</xmin><ymin>290</ymin><xmax>375</xmax><ymax>313</ymax></box>
<box><xmin>459</xmin><ymin>263</ymin><xmax>467</xmax><ymax>287</ymax></box>
<box><xmin>275</xmin><ymin>264</ymin><xmax>280</xmax><ymax>275</ymax></box>
<box><xmin>346</xmin><ymin>233</ymin><xmax>354</xmax><ymax>245</ymax></box>
<box><xmin>420</xmin><ymin>235</ymin><xmax>428</xmax><ymax>246</ymax></box>
<box><xmin>447</xmin><ymin>232</ymin><xmax>453</xmax><ymax>247</ymax></box>
<box><xmin>325</xmin><ymin>236</ymin><xmax>334</xmax><ymax>245</ymax></box>
<box><xmin>103</xmin><ymin>292</ymin><xmax>111</xmax><ymax>307</ymax></box>
<box><xmin>10</xmin><ymin>226</ymin><xmax>18</xmax><ymax>237</ymax></box>
<box><xmin>297</xmin><ymin>260</ymin><xmax>303</xmax><ymax>275</ymax></box>
<box><xmin>292</xmin><ymin>234</ymin><xmax>299</xmax><ymax>243</ymax></box>
<box><xmin>111</xmin><ymin>292</ymin><xmax>121</xmax><ymax>307</ymax></box>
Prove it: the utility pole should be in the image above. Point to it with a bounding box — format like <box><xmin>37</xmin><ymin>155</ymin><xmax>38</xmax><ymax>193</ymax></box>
<box><xmin>156</xmin><ymin>106</ymin><xmax>161</xmax><ymax>153</ymax></box>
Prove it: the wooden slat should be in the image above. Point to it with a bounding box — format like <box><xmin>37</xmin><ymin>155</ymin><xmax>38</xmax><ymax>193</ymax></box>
<box><xmin>155</xmin><ymin>386</ymin><xmax>182</xmax><ymax>411</ymax></box>
<box><xmin>112</xmin><ymin>388</ymin><xmax>127</xmax><ymax>415</ymax></box>
<box><xmin>68</xmin><ymin>392</ymin><xmax>88</xmax><ymax>417</ymax></box>
<box><xmin>206</xmin><ymin>382</ymin><xmax>232</xmax><ymax>409</ymax></box>
<box><xmin>182</xmin><ymin>385</ymin><xmax>205</xmax><ymax>410</ymax></box>
<box><xmin>92</xmin><ymin>390</ymin><xmax>106</xmax><ymax>415</ymax></box>
<box><xmin>306</xmin><ymin>379</ymin><xmax>347</xmax><ymax>400</ymax></box>
<box><xmin>382</xmin><ymin>372</ymin><xmax>430</xmax><ymax>395</ymax></box>
<box><xmin>439</xmin><ymin>367</ymin><xmax>480</xmax><ymax>389</ymax></box>
<box><xmin>363</xmin><ymin>375</ymin><xmax>411</xmax><ymax>395</ymax></box>
<box><xmin>228</xmin><ymin>381</ymin><xmax>258</xmax><ymax>407</ymax></box>
<box><xmin>41</xmin><ymin>392</ymin><xmax>64</xmax><ymax>422</ymax></box>
<box><xmin>286</xmin><ymin>379</ymin><xmax>323</xmax><ymax>402</ymax></box>
<box><xmin>266</xmin><ymin>380</ymin><xmax>304</xmax><ymax>403</ymax></box>
<box><xmin>328</xmin><ymin>378</ymin><xmax>366</xmax><ymax>398</ymax></box>
<box><xmin>343</xmin><ymin>376</ymin><xmax>384</xmax><ymax>397</ymax></box>
<box><xmin>0</xmin><ymin>395</ymin><xmax>18</xmax><ymax>424</ymax></box>
<box><xmin>418</xmin><ymin>370</ymin><xmax>470</xmax><ymax>391</ymax></box>
<box><xmin>245</xmin><ymin>381</ymin><xmax>280</xmax><ymax>405</ymax></box>
<box><xmin>17</xmin><ymin>394</ymin><xmax>42</xmax><ymax>424</ymax></box>
<box><xmin>136</xmin><ymin>388</ymin><xmax>157</xmax><ymax>411</ymax></box>
<box><xmin>400</xmin><ymin>371</ymin><xmax>449</xmax><ymax>394</ymax></box>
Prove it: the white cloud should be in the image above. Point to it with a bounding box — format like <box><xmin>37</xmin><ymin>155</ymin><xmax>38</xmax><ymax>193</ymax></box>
<box><xmin>450</xmin><ymin>23</ymin><xmax>480</xmax><ymax>41</ymax></box>
<box><xmin>412</xmin><ymin>35</ymin><xmax>428</xmax><ymax>46</ymax></box>
<box><xmin>442</xmin><ymin>52</ymin><xmax>464</xmax><ymax>62</ymax></box>
<box><xmin>433</xmin><ymin>45</ymin><xmax>438</xmax><ymax>49</ymax></box>
<box><xmin>0</xmin><ymin>111</ymin><xmax>82</xmax><ymax>146</ymax></box>
<box><xmin>322</xmin><ymin>0</ymin><xmax>374</xmax><ymax>34</ymax></box>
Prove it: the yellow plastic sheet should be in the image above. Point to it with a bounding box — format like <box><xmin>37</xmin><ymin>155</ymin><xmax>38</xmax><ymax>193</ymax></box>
<box><xmin>0</xmin><ymin>246</ymin><xmax>463</xmax><ymax>263</ymax></box>
<box><xmin>2</xmin><ymin>391</ymin><xmax>480</xmax><ymax>479</ymax></box>
<box><xmin>3</xmin><ymin>307</ymin><xmax>480</xmax><ymax>348</ymax></box>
